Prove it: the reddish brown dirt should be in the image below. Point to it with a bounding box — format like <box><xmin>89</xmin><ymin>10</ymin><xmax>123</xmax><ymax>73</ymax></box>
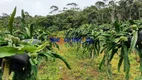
<box><xmin>90</xmin><ymin>69</ymin><xmax>99</xmax><ymax>77</ymax></box>
<box><xmin>61</xmin><ymin>72</ymin><xmax>70</xmax><ymax>80</ymax></box>
<box><xmin>57</xmin><ymin>37</ymin><xmax>65</xmax><ymax>45</ymax></box>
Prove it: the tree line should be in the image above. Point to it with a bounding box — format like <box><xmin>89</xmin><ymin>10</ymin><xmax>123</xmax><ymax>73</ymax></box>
<box><xmin>0</xmin><ymin>0</ymin><xmax>142</xmax><ymax>31</ymax></box>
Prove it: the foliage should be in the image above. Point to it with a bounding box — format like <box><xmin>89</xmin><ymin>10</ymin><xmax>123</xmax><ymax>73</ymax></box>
<box><xmin>0</xmin><ymin>0</ymin><xmax>142</xmax><ymax>80</ymax></box>
<box><xmin>65</xmin><ymin>20</ymin><xmax>142</xmax><ymax>80</ymax></box>
<box><xmin>0</xmin><ymin>7</ymin><xmax>71</xmax><ymax>80</ymax></box>
<box><xmin>1</xmin><ymin>0</ymin><xmax>142</xmax><ymax>31</ymax></box>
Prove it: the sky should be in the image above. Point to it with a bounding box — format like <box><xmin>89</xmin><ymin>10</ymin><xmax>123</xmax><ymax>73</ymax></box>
<box><xmin>0</xmin><ymin>0</ymin><xmax>99</xmax><ymax>16</ymax></box>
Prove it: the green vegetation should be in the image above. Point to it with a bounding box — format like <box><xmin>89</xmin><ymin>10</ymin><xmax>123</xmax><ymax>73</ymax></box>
<box><xmin>1</xmin><ymin>0</ymin><xmax>142</xmax><ymax>31</ymax></box>
<box><xmin>0</xmin><ymin>7</ymin><xmax>70</xmax><ymax>80</ymax></box>
<box><xmin>0</xmin><ymin>0</ymin><xmax>142</xmax><ymax>80</ymax></box>
<box><xmin>38</xmin><ymin>44</ymin><xmax>142</xmax><ymax>80</ymax></box>
<box><xmin>65</xmin><ymin>20</ymin><xmax>142</xmax><ymax>80</ymax></box>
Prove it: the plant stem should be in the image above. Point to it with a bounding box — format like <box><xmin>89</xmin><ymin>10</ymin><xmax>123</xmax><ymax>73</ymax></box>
<box><xmin>2</xmin><ymin>58</ymin><xmax>10</xmax><ymax>80</ymax></box>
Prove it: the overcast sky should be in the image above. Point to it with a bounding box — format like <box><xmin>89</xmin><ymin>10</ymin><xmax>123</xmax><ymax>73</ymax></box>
<box><xmin>0</xmin><ymin>0</ymin><xmax>99</xmax><ymax>16</ymax></box>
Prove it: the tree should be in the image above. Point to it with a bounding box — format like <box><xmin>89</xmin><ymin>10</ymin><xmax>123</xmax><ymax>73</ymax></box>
<box><xmin>66</xmin><ymin>3</ymin><xmax>79</xmax><ymax>11</ymax></box>
<box><xmin>108</xmin><ymin>0</ymin><xmax>117</xmax><ymax>23</ymax></box>
<box><xmin>66</xmin><ymin>2</ymin><xmax>78</xmax><ymax>7</ymax></box>
<box><xmin>50</xmin><ymin>5</ymin><xmax>59</xmax><ymax>14</ymax></box>
<box><xmin>95</xmin><ymin>1</ymin><xmax>105</xmax><ymax>9</ymax></box>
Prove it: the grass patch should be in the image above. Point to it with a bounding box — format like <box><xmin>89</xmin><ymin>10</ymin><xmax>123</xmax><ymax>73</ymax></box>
<box><xmin>38</xmin><ymin>43</ymin><xmax>142</xmax><ymax>80</ymax></box>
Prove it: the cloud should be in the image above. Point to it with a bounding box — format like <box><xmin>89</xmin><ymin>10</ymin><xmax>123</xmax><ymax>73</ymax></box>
<box><xmin>0</xmin><ymin>0</ymin><xmax>98</xmax><ymax>16</ymax></box>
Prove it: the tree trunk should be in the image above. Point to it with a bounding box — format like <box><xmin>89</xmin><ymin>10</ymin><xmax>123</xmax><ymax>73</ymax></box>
<box><xmin>111</xmin><ymin>11</ymin><xmax>115</xmax><ymax>23</ymax></box>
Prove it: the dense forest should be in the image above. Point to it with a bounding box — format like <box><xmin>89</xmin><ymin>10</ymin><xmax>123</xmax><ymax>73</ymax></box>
<box><xmin>0</xmin><ymin>0</ymin><xmax>142</xmax><ymax>32</ymax></box>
